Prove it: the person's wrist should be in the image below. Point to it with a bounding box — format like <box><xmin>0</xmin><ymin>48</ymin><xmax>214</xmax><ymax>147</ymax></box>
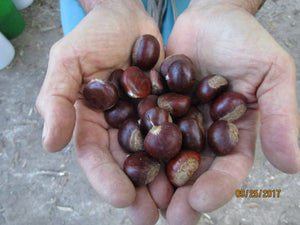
<box><xmin>78</xmin><ymin>0</ymin><xmax>144</xmax><ymax>13</ymax></box>
<box><xmin>189</xmin><ymin>0</ymin><xmax>265</xmax><ymax>14</ymax></box>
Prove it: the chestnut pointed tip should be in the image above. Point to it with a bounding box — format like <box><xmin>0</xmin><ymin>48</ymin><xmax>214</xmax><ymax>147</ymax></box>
<box><xmin>144</xmin><ymin>122</ymin><xmax>182</xmax><ymax>161</ymax></box>
<box><xmin>149</xmin><ymin>124</ymin><xmax>161</xmax><ymax>136</ymax></box>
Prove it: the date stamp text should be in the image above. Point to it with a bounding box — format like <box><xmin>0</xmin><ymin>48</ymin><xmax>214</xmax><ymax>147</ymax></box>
<box><xmin>235</xmin><ymin>189</ymin><xmax>281</xmax><ymax>198</ymax></box>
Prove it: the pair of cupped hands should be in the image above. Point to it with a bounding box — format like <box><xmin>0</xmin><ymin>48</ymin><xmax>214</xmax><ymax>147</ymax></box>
<box><xmin>36</xmin><ymin>1</ymin><xmax>300</xmax><ymax>224</ymax></box>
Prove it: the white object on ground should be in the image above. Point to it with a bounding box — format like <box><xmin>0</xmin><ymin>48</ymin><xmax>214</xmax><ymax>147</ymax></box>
<box><xmin>0</xmin><ymin>32</ymin><xmax>15</xmax><ymax>70</ymax></box>
<box><xmin>12</xmin><ymin>0</ymin><xmax>34</xmax><ymax>10</ymax></box>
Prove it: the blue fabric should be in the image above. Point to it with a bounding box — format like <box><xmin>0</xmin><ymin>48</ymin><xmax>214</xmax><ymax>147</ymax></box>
<box><xmin>60</xmin><ymin>0</ymin><xmax>86</xmax><ymax>36</ymax></box>
<box><xmin>161</xmin><ymin>0</ymin><xmax>190</xmax><ymax>46</ymax></box>
<box><xmin>60</xmin><ymin>0</ymin><xmax>190</xmax><ymax>46</ymax></box>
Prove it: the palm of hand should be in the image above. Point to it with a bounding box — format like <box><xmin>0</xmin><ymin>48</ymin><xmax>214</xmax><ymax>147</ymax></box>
<box><xmin>36</xmin><ymin>2</ymin><xmax>165</xmax><ymax>212</ymax></box>
<box><xmin>162</xmin><ymin>4</ymin><xmax>300</xmax><ymax>224</ymax></box>
<box><xmin>72</xmin><ymin>6</ymin><xmax>167</xmax><ymax>210</ymax></box>
<box><xmin>69</xmin><ymin>9</ymin><xmax>175</xmax><ymax>224</ymax></box>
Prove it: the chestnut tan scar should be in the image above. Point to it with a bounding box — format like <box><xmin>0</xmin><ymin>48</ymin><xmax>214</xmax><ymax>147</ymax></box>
<box><xmin>220</xmin><ymin>105</ymin><xmax>247</xmax><ymax>122</ymax></box>
<box><xmin>158</xmin><ymin>100</ymin><xmax>173</xmax><ymax>114</ymax></box>
<box><xmin>145</xmin><ymin>164</ymin><xmax>160</xmax><ymax>184</ymax></box>
<box><xmin>173</xmin><ymin>158</ymin><xmax>199</xmax><ymax>186</ymax></box>
<box><xmin>208</xmin><ymin>75</ymin><xmax>228</xmax><ymax>89</ymax></box>
<box><xmin>228</xmin><ymin>123</ymin><xmax>239</xmax><ymax>142</ymax></box>
<box><xmin>130</xmin><ymin>129</ymin><xmax>144</xmax><ymax>151</ymax></box>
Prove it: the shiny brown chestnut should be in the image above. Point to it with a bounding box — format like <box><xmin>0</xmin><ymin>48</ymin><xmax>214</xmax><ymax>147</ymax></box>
<box><xmin>144</xmin><ymin>122</ymin><xmax>182</xmax><ymax>161</ymax></box>
<box><xmin>108</xmin><ymin>69</ymin><xmax>129</xmax><ymax>100</ymax></box>
<box><xmin>132</xmin><ymin>34</ymin><xmax>160</xmax><ymax>71</ymax></box>
<box><xmin>121</xmin><ymin>66</ymin><xmax>151</xmax><ymax>98</ymax></box>
<box><xmin>210</xmin><ymin>91</ymin><xmax>247</xmax><ymax>122</ymax></box>
<box><xmin>149</xmin><ymin>69</ymin><xmax>166</xmax><ymax>95</ymax></box>
<box><xmin>157</xmin><ymin>93</ymin><xmax>191</xmax><ymax>117</ymax></box>
<box><xmin>137</xmin><ymin>95</ymin><xmax>158</xmax><ymax>118</ymax></box>
<box><xmin>118</xmin><ymin>119</ymin><xmax>144</xmax><ymax>153</ymax></box>
<box><xmin>83</xmin><ymin>79</ymin><xmax>119</xmax><ymax>111</ymax></box>
<box><xmin>178</xmin><ymin>118</ymin><xmax>204</xmax><ymax>152</ymax></box>
<box><xmin>207</xmin><ymin>120</ymin><xmax>239</xmax><ymax>155</ymax></box>
<box><xmin>182</xmin><ymin>107</ymin><xmax>204</xmax><ymax>132</ymax></box>
<box><xmin>140</xmin><ymin>107</ymin><xmax>172</xmax><ymax>134</ymax></box>
<box><xmin>104</xmin><ymin>100</ymin><xmax>136</xmax><ymax>128</ymax></box>
<box><xmin>123</xmin><ymin>152</ymin><xmax>160</xmax><ymax>186</ymax></box>
<box><xmin>196</xmin><ymin>74</ymin><xmax>229</xmax><ymax>103</ymax></box>
<box><xmin>165</xmin><ymin>60</ymin><xmax>196</xmax><ymax>93</ymax></box>
<box><xmin>186</xmin><ymin>79</ymin><xmax>201</xmax><ymax>106</ymax></box>
<box><xmin>167</xmin><ymin>150</ymin><xmax>201</xmax><ymax>187</ymax></box>
<box><xmin>160</xmin><ymin>54</ymin><xmax>193</xmax><ymax>76</ymax></box>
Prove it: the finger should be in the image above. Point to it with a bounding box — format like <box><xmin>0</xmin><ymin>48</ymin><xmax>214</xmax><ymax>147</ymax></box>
<box><xmin>126</xmin><ymin>186</ymin><xmax>159</xmax><ymax>225</ymax></box>
<box><xmin>257</xmin><ymin>56</ymin><xmax>300</xmax><ymax>173</ymax></box>
<box><xmin>107</xmin><ymin>128</ymin><xmax>128</xmax><ymax>167</ymax></box>
<box><xmin>74</xmin><ymin>100</ymin><xmax>135</xmax><ymax>208</ymax></box>
<box><xmin>148</xmin><ymin>163</ymin><xmax>174</xmax><ymax>210</ymax></box>
<box><xmin>166</xmin><ymin>186</ymin><xmax>201</xmax><ymax>225</ymax></box>
<box><xmin>36</xmin><ymin>41</ymin><xmax>81</xmax><ymax>152</ymax></box>
<box><xmin>189</xmin><ymin>109</ymin><xmax>258</xmax><ymax>212</ymax></box>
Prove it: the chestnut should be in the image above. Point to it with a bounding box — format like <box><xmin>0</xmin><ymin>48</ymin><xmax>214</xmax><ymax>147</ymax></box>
<box><xmin>167</xmin><ymin>150</ymin><xmax>201</xmax><ymax>187</ymax></box>
<box><xmin>149</xmin><ymin>69</ymin><xmax>166</xmax><ymax>95</ymax></box>
<box><xmin>140</xmin><ymin>107</ymin><xmax>172</xmax><ymax>134</ymax></box>
<box><xmin>132</xmin><ymin>34</ymin><xmax>160</xmax><ymax>71</ymax></box>
<box><xmin>182</xmin><ymin>107</ymin><xmax>204</xmax><ymax>132</ymax></box>
<box><xmin>123</xmin><ymin>152</ymin><xmax>160</xmax><ymax>186</ymax></box>
<box><xmin>118</xmin><ymin>119</ymin><xmax>144</xmax><ymax>153</ymax></box>
<box><xmin>178</xmin><ymin>118</ymin><xmax>204</xmax><ymax>152</ymax></box>
<box><xmin>186</xmin><ymin>79</ymin><xmax>201</xmax><ymax>106</ymax></box>
<box><xmin>165</xmin><ymin>60</ymin><xmax>196</xmax><ymax>93</ymax></box>
<box><xmin>104</xmin><ymin>100</ymin><xmax>136</xmax><ymax>128</ymax></box>
<box><xmin>160</xmin><ymin>54</ymin><xmax>193</xmax><ymax>76</ymax></box>
<box><xmin>121</xmin><ymin>66</ymin><xmax>151</xmax><ymax>98</ymax></box>
<box><xmin>210</xmin><ymin>91</ymin><xmax>247</xmax><ymax>122</ymax></box>
<box><xmin>144</xmin><ymin>122</ymin><xmax>182</xmax><ymax>161</ymax></box>
<box><xmin>83</xmin><ymin>79</ymin><xmax>119</xmax><ymax>111</ymax></box>
<box><xmin>207</xmin><ymin>120</ymin><xmax>239</xmax><ymax>155</ymax></box>
<box><xmin>137</xmin><ymin>95</ymin><xmax>158</xmax><ymax>118</ymax></box>
<box><xmin>108</xmin><ymin>69</ymin><xmax>129</xmax><ymax>100</ymax></box>
<box><xmin>196</xmin><ymin>74</ymin><xmax>229</xmax><ymax>103</ymax></box>
<box><xmin>157</xmin><ymin>93</ymin><xmax>191</xmax><ymax>117</ymax></box>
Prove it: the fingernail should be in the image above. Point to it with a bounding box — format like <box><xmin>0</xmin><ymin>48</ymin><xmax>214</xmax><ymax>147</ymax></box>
<box><xmin>42</xmin><ymin>122</ymin><xmax>48</xmax><ymax>142</ymax></box>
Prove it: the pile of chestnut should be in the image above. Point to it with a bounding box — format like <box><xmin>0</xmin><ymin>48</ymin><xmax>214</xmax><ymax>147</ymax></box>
<box><xmin>83</xmin><ymin>34</ymin><xmax>247</xmax><ymax>188</ymax></box>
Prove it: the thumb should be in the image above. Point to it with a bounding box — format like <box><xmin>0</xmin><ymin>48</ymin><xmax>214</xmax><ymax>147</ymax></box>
<box><xmin>257</xmin><ymin>54</ymin><xmax>300</xmax><ymax>173</ymax></box>
<box><xmin>36</xmin><ymin>41</ymin><xmax>81</xmax><ymax>152</ymax></box>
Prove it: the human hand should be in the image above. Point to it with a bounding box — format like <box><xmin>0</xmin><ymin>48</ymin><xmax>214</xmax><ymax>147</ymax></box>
<box><xmin>163</xmin><ymin>1</ymin><xmax>300</xmax><ymax>224</ymax></box>
<box><xmin>36</xmin><ymin>1</ymin><xmax>173</xmax><ymax>224</ymax></box>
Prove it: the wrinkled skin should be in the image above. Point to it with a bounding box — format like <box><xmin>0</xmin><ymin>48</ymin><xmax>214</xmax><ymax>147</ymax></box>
<box><xmin>164</xmin><ymin>3</ymin><xmax>300</xmax><ymax>224</ymax></box>
<box><xmin>36</xmin><ymin>1</ymin><xmax>300</xmax><ymax>225</ymax></box>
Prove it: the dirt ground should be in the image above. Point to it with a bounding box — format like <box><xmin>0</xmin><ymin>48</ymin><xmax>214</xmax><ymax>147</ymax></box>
<box><xmin>0</xmin><ymin>0</ymin><xmax>299</xmax><ymax>224</ymax></box>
